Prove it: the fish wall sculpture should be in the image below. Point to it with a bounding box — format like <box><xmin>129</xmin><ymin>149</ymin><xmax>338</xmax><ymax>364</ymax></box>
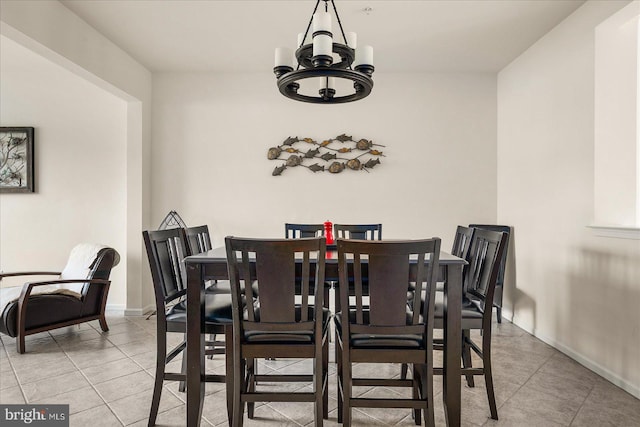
<box><xmin>268</xmin><ymin>134</ymin><xmax>384</xmax><ymax>176</ymax></box>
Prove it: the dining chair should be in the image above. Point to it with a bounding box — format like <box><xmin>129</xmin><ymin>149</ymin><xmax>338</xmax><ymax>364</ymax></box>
<box><xmin>468</xmin><ymin>224</ymin><xmax>511</xmax><ymax>323</ymax></box>
<box><xmin>333</xmin><ymin>223</ymin><xmax>382</xmax><ymax>240</ymax></box>
<box><xmin>285</xmin><ymin>223</ymin><xmax>326</xmax><ymax>238</ymax></box>
<box><xmin>431</xmin><ymin>228</ymin><xmax>508</xmax><ymax>420</ymax></box>
<box><xmin>185</xmin><ymin>224</ymin><xmax>232</xmax><ymax>294</ymax></box>
<box><xmin>143</xmin><ymin>228</ymin><xmax>233</xmax><ymax>426</ymax></box>
<box><xmin>285</xmin><ymin>223</ymin><xmax>331</xmax><ymax>308</ymax></box>
<box><xmin>336</xmin><ymin>238</ymin><xmax>441</xmax><ymax>427</ymax></box>
<box><xmin>225</xmin><ymin>236</ymin><xmax>330</xmax><ymax>426</ymax></box>
<box><xmin>332</xmin><ymin>224</ymin><xmax>382</xmax><ymax>313</ymax></box>
<box><xmin>401</xmin><ymin>225</ymin><xmax>476</xmax><ymax>380</ymax></box>
<box><xmin>184</xmin><ymin>224</ymin><xmax>213</xmax><ymax>253</ymax></box>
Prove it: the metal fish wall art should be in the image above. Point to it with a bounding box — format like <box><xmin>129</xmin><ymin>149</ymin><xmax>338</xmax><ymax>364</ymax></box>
<box><xmin>268</xmin><ymin>134</ymin><xmax>385</xmax><ymax>176</ymax></box>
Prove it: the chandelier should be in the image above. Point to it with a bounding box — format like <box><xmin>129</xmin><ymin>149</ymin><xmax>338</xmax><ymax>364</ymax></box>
<box><xmin>274</xmin><ymin>0</ymin><xmax>374</xmax><ymax>104</ymax></box>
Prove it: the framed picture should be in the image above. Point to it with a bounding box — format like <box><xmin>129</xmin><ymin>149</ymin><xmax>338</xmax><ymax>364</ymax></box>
<box><xmin>0</xmin><ymin>127</ymin><xmax>35</xmax><ymax>193</ymax></box>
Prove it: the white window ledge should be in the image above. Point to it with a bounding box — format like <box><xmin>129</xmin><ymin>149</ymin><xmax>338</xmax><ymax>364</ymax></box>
<box><xmin>588</xmin><ymin>224</ymin><xmax>640</xmax><ymax>240</ymax></box>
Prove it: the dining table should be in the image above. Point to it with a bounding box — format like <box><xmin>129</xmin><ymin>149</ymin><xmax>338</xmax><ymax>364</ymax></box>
<box><xmin>184</xmin><ymin>246</ymin><xmax>466</xmax><ymax>426</ymax></box>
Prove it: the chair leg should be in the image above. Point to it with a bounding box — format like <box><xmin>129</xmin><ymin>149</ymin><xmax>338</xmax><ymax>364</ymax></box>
<box><xmin>323</xmin><ymin>335</ymin><xmax>329</xmax><ymax>419</ymax></box>
<box><xmin>462</xmin><ymin>330</ymin><xmax>475</xmax><ymax>387</ymax></box>
<box><xmin>246</xmin><ymin>358</ymin><xmax>255</xmax><ymax>419</ymax></box>
<box><xmin>412</xmin><ymin>365</ymin><xmax>421</xmax><ymax>425</ymax></box>
<box><xmin>314</xmin><ymin>345</ymin><xmax>323</xmax><ymax>427</ymax></box>
<box><xmin>496</xmin><ymin>305</ymin><xmax>502</xmax><ymax>323</ymax></box>
<box><xmin>99</xmin><ymin>314</ymin><xmax>109</xmax><ymax>332</ymax></box>
<box><xmin>207</xmin><ymin>333</ymin><xmax>216</xmax><ymax>359</ymax></box>
<box><xmin>225</xmin><ymin>326</ymin><xmax>234</xmax><ymax>426</ymax></box>
<box><xmin>179</xmin><ymin>333</ymin><xmax>187</xmax><ymax>392</ymax></box>
<box><xmin>337</xmin><ymin>338</ymin><xmax>343</xmax><ymax>424</ymax></box>
<box><xmin>483</xmin><ymin>335</ymin><xmax>498</xmax><ymax>420</ymax></box>
<box><xmin>342</xmin><ymin>348</ymin><xmax>352</xmax><ymax>426</ymax></box>
<box><xmin>233</xmin><ymin>358</ymin><xmax>245</xmax><ymax>427</ymax></box>
<box><xmin>149</xmin><ymin>333</ymin><xmax>167</xmax><ymax>426</ymax></box>
<box><xmin>17</xmin><ymin>334</ymin><xmax>26</xmax><ymax>354</ymax></box>
<box><xmin>421</xmin><ymin>362</ymin><xmax>435</xmax><ymax>427</ymax></box>
<box><xmin>400</xmin><ymin>363</ymin><xmax>408</xmax><ymax>380</ymax></box>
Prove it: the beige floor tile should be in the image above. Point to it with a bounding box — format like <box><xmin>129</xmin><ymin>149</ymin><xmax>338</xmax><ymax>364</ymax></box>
<box><xmin>82</xmin><ymin>357</ymin><xmax>144</xmax><ymax>385</ymax></box>
<box><xmin>482</xmin><ymin>403</ymin><xmax>565</xmax><ymax>426</ymax></box>
<box><xmin>0</xmin><ymin>370</ymin><xmax>18</xmax><ymax>390</ymax></box>
<box><xmin>69</xmin><ymin>404</ymin><xmax>122</xmax><ymax>427</ymax></box>
<box><xmin>130</xmin><ymin>350</ymin><xmax>157</xmax><ymax>370</ymax></box>
<box><xmin>106</xmin><ymin>329</ymin><xmax>153</xmax><ymax>347</ymax></box>
<box><xmin>32</xmin><ymin>385</ymin><xmax>103</xmax><ymax>414</ymax></box>
<box><xmin>94</xmin><ymin>370</ymin><xmax>154</xmax><ymax>403</ymax></box>
<box><xmin>538</xmin><ymin>352</ymin><xmax>602</xmax><ymax>388</ymax></box>
<box><xmin>66</xmin><ymin>346</ymin><xmax>127</xmax><ymax>370</ymax></box>
<box><xmin>21</xmin><ymin>370</ymin><xmax>90</xmax><ymax>402</ymax></box>
<box><xmin>500</xmin><ymin>385</ymin><xmax>581</xmax><ymax>426</ymax></box>
<box><xmin>128</xmin><ymin>405</ymin><xmax>215</xmax><ymax>427</ymax></box>
<box><xmin>51</xmin><ymin>327</ymin><xmax>102</xmax><ymax>347</ymax></box>
<box><xmin>117</xmin><ymin>337</ymin><xmax>157</xmax><ymax>357</ymax></box>
<box><xmin>0</xmin><ymin>385</ymin><xmax>26</xmax><ymax>404</ymax></box>
<box><xmin>13</xmin><ymin>357</ymin><xmax>78</xmax><ymax>385</ymax></box>
<box><xmin>525</xmin><ymin>369</ymin><xmax>592</xmax><ymax>406</ymax></box>
<box><xmin>109</xmin><ymin>388</ymin><xmax>183</xmax><ymax>425</ymax></box>
<box><xmin>570</xmin><ymin>401</ymin><xmax>640</xmax><ymax>427</ymax></box>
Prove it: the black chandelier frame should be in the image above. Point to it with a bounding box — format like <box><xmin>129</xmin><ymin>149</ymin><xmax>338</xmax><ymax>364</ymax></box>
<box><xmin>274</xmin><ymin>0</ymin><xmax>374</xmax><ymax>104</ymax></box>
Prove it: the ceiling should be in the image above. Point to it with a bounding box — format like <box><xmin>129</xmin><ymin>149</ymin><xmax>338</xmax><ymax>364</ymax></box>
<box><xmin>58</xmin><ymin>0</ymin><xmax>585</xmax><ymax>73</ymax></box>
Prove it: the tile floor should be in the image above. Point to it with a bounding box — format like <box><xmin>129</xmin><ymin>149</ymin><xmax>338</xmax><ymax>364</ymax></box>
<box><xmin>1</xmin><ymin>315</ymin><xmax>639</xmax><ymax>426</ymax></box>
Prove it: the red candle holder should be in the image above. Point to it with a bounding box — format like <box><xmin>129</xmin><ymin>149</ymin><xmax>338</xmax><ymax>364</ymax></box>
<box><xmin>324</xmin><ymin>220</ymin><xmax>334</xmax><ymax>244</ymax></box>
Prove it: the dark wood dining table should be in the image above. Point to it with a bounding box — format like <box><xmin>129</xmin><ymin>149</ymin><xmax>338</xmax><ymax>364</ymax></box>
<box><xmin>184</xmin><ymin>246</ymin><xmax>466</xmax><ymax>426</ymax></box>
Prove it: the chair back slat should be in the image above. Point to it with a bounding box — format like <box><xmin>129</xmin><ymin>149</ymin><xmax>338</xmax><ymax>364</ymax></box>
<box><xmin>334</xmin><ymin>224</ymin><xmax>382</xmax><ymax>240</ymax></box>
<box><xmin>464</xmin><ymin>229</ymin><xmax>507</xmax><ymax>314</ymax></box>
<box><xmin>143</xmin><ymin>228</ymin><xmax>189</xmax><ymax>311</ymax></box>
<box><xmin>255</xmin><ymin>248</ymin><xmax>297</xmax><ymax>323</ymax></box>
<box><xmin>452</xmin><ymin>225</ymin><xmax>474</xmax><ymax>260</ymax></box>
<box><xmin>285</xmin><ymin>223</ymin><xmax>325</xmax><ymax>238</ymax></box>
<box><xmin>468</xmin><ymin>224</ymin><xmax>510</xmax><ymax>288</ymax></box>
<box><xmin>368</xmin><ymin>253</ymin><xmax>411</xmax><ymax>326</ymax></box>
<box><xmin>185</xmin><ymin>225</ymin><xmax>212</xmax><ymax>255</ymax></box>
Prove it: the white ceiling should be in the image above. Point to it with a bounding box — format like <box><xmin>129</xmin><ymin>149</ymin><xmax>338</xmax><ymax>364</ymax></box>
<box><xmin>59</xmin><ymin>0</ymin><xmax>585</xmax><ymax>73</ymax></box>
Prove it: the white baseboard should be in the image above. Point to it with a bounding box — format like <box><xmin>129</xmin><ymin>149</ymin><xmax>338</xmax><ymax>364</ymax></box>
<box><xmin>502</xmin><ymin>308</ymin><xmax>640</xmax><ymax>399</ymax></box>
<box><xmin>123</xmin><ymin>304</ymin><xmax>155</xmax><ymax>317</ymax></box>
<box><xmin>105</xmin><ymin>304</ymin><xmax>126</xmax><ymax>315</ymax></box>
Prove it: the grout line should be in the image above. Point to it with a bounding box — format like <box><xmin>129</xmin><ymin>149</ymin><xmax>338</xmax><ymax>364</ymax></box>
<box><xmin>57</xmin><ymin>333</ymin><xmax>127</xmax><ymax>426</ymax></box>
<box><xmin>0</xmin><ymin>335</ymin><xmax>30</xmax><ymax>405</ymax></box>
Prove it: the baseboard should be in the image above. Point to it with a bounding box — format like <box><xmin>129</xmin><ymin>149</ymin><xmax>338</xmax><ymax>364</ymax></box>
<box><xmin>105</xmin><ymin>304</ymin><xmax>126</xmax><ymax>315</ymax></box>
<box><xmin>122</xmin><ymin>304</ymin><xmax>155</xmax><ymax>317</ymax></box>
<box><xmin>502</xmin><ymin>308</ymin><xmax>640</xmax><ymax>399</ymax></box>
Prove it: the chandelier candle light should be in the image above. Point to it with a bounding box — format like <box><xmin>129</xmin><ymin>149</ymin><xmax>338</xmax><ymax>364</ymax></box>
<box><xmin>274</xmin><ymin>0</ymin><xmax>374</xmax><ymax>103</ymax></box>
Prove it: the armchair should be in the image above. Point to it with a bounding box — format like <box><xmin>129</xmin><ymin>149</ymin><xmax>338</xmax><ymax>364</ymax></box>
<box><xmin>0</xmin><ymin>244</ymin><xmax>120</xmax><ymax>353</ymax></box>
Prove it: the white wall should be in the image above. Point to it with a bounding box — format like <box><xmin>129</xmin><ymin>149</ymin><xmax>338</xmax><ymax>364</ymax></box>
<box><xmin>151</xmin><ymin>71</ymin><xmax>497</xmax><ymax>247</ymax></box>
<box><xmin>0</xmin><ymin>0</ymin><xmax>154</xmax><ymax>313</ymax></box>
<box><xmin>498</xmin><ymin>0</ymin><xmax>640</xmax><ymax>397</ymax></box>
<box><xmin>0</xmin><ymin>37</ymin><xmax>128</xmax><ymax>308</ymax></box>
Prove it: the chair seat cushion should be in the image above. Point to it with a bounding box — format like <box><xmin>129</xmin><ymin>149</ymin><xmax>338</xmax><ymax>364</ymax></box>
<box><xmin>244</xmin><ymin>306</ymin><xmax>332</xmax><ymax>344</ymax></box>
<box><xmin>432</xmin><ymin>293</ymin><xmax>483</xmax><ymax>320</ymax></box>
<box><xmin>204</xmin><ymin>279</ymin><xmax>260</xmax><ymax>296</ymax></box>
<box><xmin>168</xmin><ymin>293</ymin><xmax>234</xmax><ymax>324</ymax></box>
<box><xmin>0</xmin><ymin>293</ymin><xmax>83</xmax><ymax>337</ymax></box>
<box><xmin>334</xmin><ymin>310</ymin><xmax>424</xmax><ymax>348</ymax></box>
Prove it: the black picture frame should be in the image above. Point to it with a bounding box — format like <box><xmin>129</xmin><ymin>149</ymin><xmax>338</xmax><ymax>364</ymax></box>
<box><xmin>0</xmin><ymin>127</ymin><xmax>35</xmax><ymax>193</ymax></box>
